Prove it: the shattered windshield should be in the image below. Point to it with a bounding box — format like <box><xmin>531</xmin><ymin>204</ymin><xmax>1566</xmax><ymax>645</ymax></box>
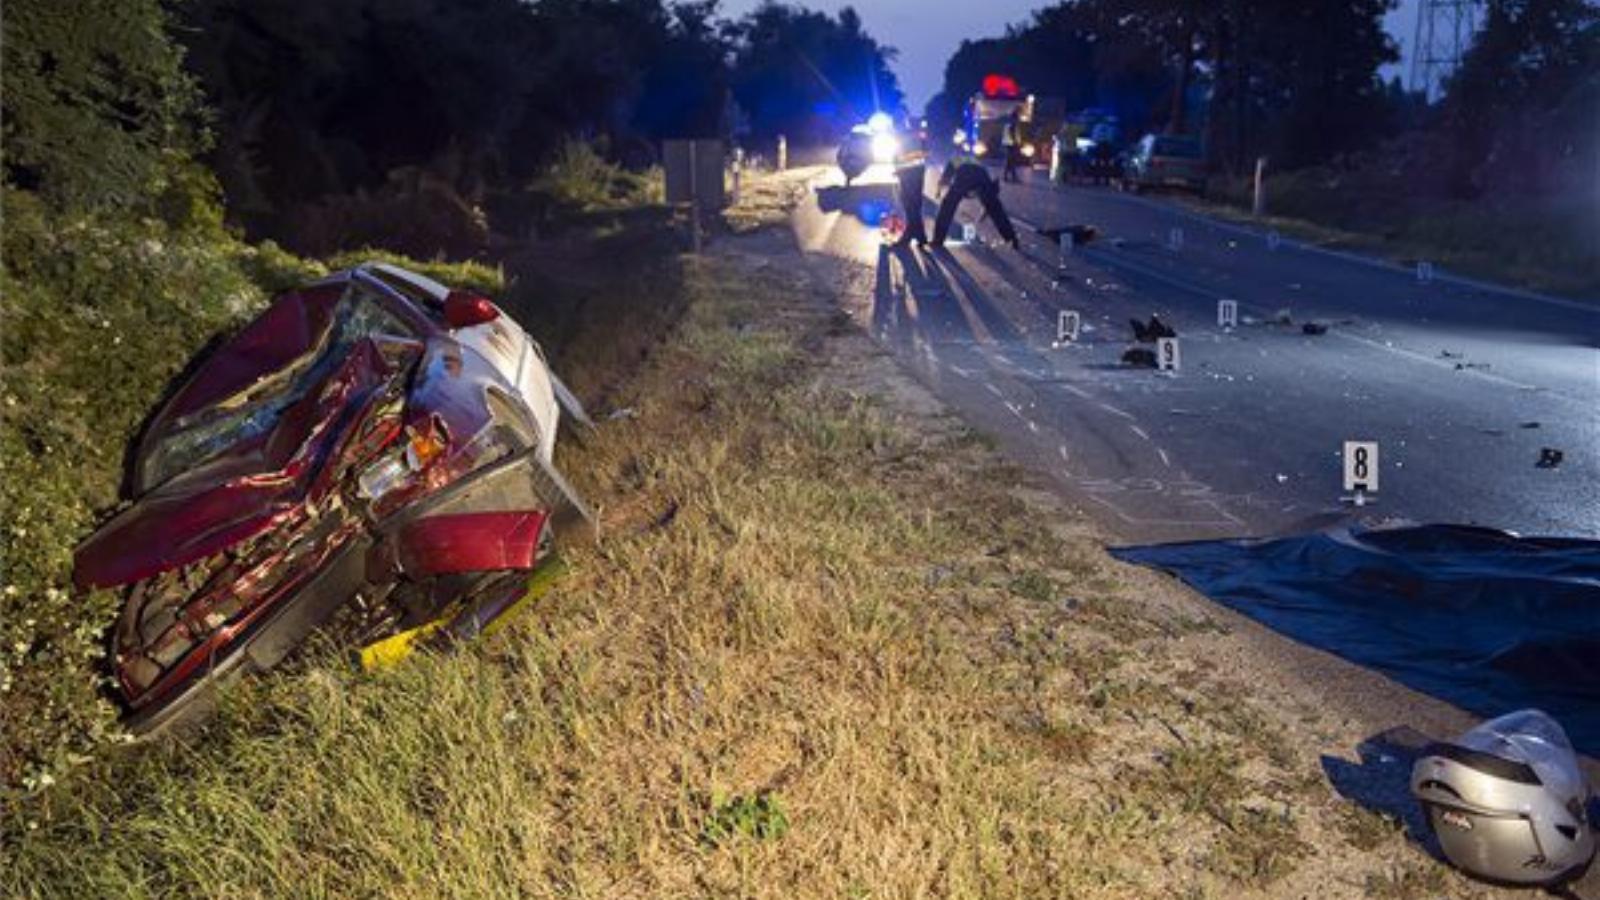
<box><xmin>138</xmin><ymin>286</ymin><xmax>418</xmax><ymax>493</ymax></box>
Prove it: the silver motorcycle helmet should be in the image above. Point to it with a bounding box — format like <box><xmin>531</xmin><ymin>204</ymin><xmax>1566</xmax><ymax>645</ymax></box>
<box><xmin>1411</xmin><ymin>709</ymin><xmax>1594</xmax><ymax>886</ymax></box>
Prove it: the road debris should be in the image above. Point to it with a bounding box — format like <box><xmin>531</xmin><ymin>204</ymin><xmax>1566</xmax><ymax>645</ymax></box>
<box><xmin>1520</xmin><ymin>421</ymin><xmax>1541</xmax><ymax>429</ymax></box>
<box><xmin>1537</xmin><ymin>448</ymin><xmax>1564</xmax><ymax>469</ymax></box>
<box><xmin>1301</xmin><ymin>322</ymin><xmax>1328</xmax><ymax>335</ymax></box>
<box><xmin>1270</xmin><ymin>308</ymin><xmax>1293</xmax><ymax>325</ymax></box>
<box><xmin>1121</xmin><ymin>347</ymin><xmax>1158</xmax><ymax>368</ymax></box>
<box><xmin>1129</xmin><ymin>315</ymin><xmax>1177</xmax><ymax>342</ymax></box>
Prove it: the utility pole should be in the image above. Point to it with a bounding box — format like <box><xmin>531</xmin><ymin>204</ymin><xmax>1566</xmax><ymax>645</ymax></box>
<box><xmin>1410</xmin><ymin>0</ymin><xmax>1484</xmax><ymax>102</ymax></box>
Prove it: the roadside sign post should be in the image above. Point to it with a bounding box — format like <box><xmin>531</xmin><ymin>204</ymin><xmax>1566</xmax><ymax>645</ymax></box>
<box><xmin>1217</xmin><ymin>299</ymin><xmax>1238</xmax><ymax>330</ymax></box>
<box><xmin>777</xmin><ymin>134</ymin><xmax>787</xmax><ymax>171</ymax></box>
<box><xmin>1342</xmin><ymin>440</ymin><xmax>1379</xmax><ymax>506</ymax></box>
<box><xmin>1157</xmin><ymin>337</ymin><xmax>1180</xmax><ymax>372</ymax></box>
<box><xmin>1056</xmin><ymin>310</ymin><xmax>1081</xmax><ymax>345</ymax></box>
<box><xmin>664</xmin><ymin>139</ymin><xmax>725</xmax><ymax>255</ymax></box>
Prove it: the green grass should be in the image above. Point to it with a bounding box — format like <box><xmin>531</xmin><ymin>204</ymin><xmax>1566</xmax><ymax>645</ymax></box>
<box><xmin>1192</xmin><ymin>168</ymin><xmax>1599</xmax><ymax>299</ymax></box>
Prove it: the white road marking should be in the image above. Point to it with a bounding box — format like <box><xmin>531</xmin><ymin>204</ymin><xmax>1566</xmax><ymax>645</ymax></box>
<box><xmin>985</xmin><ymin>382</ymin><xmax>1004</xmax><ymax>397</ymax></box>
<box><xmin>1157</xmin><ymin>448</ymin><xmax>1171</xmax><ymax>468</ymax></box>
<box><xmin>1128</xmin><ymin>424</ymin><xmax>1150</xmax><ymax>441</ymax></box>
<box><xmin>1098</xmin><ymin>402</ymin><xmax>1136</xmax><ymax>420</ymax></box>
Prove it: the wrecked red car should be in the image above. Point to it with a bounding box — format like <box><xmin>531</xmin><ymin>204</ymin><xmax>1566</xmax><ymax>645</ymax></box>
<box><xmin>74</xmin><ymin>262</ymin><xmax>595</xmax><ymax>734</ymax></box>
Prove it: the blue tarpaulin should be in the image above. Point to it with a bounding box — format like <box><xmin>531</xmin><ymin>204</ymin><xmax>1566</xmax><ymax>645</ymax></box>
<box><xmin>1112</xmin><ymin>524</ymin><xmax>1600</xmax><ymax>754</ymax></box>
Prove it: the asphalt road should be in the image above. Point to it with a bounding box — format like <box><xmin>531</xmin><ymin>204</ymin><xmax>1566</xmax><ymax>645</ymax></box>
<box><xmin>795</xmin><ymin>163</ymin><xmax>1600</xmax><ymax>544</ymax></box>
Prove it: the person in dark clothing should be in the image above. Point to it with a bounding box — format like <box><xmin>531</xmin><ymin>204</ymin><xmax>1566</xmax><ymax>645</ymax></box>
<box><xmin>1001</xmin><ymin>109</ymin><xmax>1023</xmax><ymax>183</ymax></box>
<box><xmin>891</xmin><ymin>129</ymin><xmax>929</xmax><ymax>247</ymax></box>
<box><xmin>930</xmin><ymin>157</ymin><xmax>1019</xmax><ymax>248</ymax></box>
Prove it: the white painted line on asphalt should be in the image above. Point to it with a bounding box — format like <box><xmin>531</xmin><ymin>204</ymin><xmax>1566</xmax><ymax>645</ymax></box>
<box><xmin>985</xmin><ymin>381</ymin><xmax>1004</xmax><ymax>398</ymax></box>
<box><xmin>1129</xmin><ymin>424</ymin><xmax>1150</xmax><ymax>441</ymax></box>
<box><xmin>1098</xmin><ymin>402</ymin><xmax>1136</xmax><ymax>420</ymax></box>
<box><xmin>1099</xmin><ymin>190</ymin><xmax>1599</xmax><ymax>314</ymax></box>
<box><xmin>1157</xmin><ymin>448</ymin><xmax>1171</xmax><ymax>468</ymax></box>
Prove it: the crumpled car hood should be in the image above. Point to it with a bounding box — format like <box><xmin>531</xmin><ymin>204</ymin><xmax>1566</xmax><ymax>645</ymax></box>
<box><xmin>75</xmin><ymin>337</ymin><xmax>403</xmax><ymax>589</ymax></box>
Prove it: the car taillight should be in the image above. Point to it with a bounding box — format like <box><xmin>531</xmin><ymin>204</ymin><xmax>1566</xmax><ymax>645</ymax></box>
<box><xmin>357</xmin><ymin>416</ymin><xmax>447</xmax><ymax>501</ymax></box>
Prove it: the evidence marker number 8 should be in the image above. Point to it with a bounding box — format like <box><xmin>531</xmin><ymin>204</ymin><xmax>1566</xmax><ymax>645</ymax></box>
<box><xmin>1343</xmin><ymin>440</ymin><xmax>1379</xmax><ymax>494</ymax></box>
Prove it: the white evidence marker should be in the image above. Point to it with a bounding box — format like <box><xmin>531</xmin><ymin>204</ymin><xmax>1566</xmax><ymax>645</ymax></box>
<box><xmin>1342</xmin><ymin>440</ymin><xmax>1379</xmax><ymax>506</ymax></box>
<box><xmin>1056</xmin><ymin>310</ymin><xmax>1081</xmax><ymax>345</ymax></box>
<box><xmin>1217</xmin><ymin>299</ymin><xmax>1239</xmax><ymax>329</ymax></box>
<box><xmin>961</xmin><ymin>222</ymin><xmax>978</xmax><ymax>243</ymax></box>
<box><xmin>1157</xmin><ymin>337</ymin><xmax>1180</xmax><ymax>372</ymax></box>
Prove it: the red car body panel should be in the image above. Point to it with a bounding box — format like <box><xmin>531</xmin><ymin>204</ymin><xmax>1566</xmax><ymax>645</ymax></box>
<box><xmin>395</xmin><ymin>511</ymin><xmax>549</xmax><ymax>577</ymax></box>
<box><xmin>74</xmin><ymin>337</ymin><xmax>402</xmax><ymax>590</ymax></box>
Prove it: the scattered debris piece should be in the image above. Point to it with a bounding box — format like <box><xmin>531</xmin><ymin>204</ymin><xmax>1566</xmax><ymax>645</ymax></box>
<box><xmin>1520</xmin><ymin>421</ymin><xmax>1541</xmax><ymax>429</ymax></box>
<box><xmin>606</xmin><ymin>407</ymin><xmax>639</xmax><ymax>421</ymax></box>
<box><xmin>1480</xmin><ymin>429</ymin><xmax>1506</xmax><ymax>437</ymax></box>
<box><xmin>1301</xmin><ymin>323</ymin><xmax>1328</xmax><ymax>335</ymax></box>
<box><xmin>648</xmin><ymin>498</ymin><xmax>681</xmax><ymax>531</ymax></box>
<box><xmin>1537</xmin><ymin>448</ymin><xmax>1564</xmax><ymax>469</ymax></box>
<box><xmin>1129</xmin><ymin>315</ymin><xmax>1177</xmax><ymax>342</ymax></box>
<box><xmin>1275</xmin><ymin>474</ymin><xmax>1289</xmax><ymax>484</ymax></box>
<box><xmin>1270</xmin><ymin>308</ymin><xmax>1293</xmax><ymax>325</ymax></box>
<box><xmin>1122</xmin><ymin>347</ymin><xmax>1158</xmax><ymax>368</ymax></box>
<box><xmin>1439</xmin><ymin>350</ymin><xmax>1463</xmax><ymax>359</ymax></box>
<box><xmin>1454</xmin><ymin>361</ymin><xmax>1491</xmax><ymax>371</ymax></box>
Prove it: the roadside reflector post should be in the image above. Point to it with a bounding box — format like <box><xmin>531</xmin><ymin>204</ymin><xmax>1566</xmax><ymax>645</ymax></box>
<box><xmin>1157</xmin><ymin>337</ymin><xmax>1180</xmax><ymax>372</ymax></box>
<box><xmin>1252</xmin><ymin>156</ymin><xmax>1268</xmax><ymax>217</ymax></box>
<box><xmin>1342</xmin><ymin>440</ymin><xmax>1380</xmax><ymax>506</ymax></box>
<box><xmin>1168</xmin><ymin>226</ymin><xmax>1184</xmax><ymax>252</ymax></box>
<box><xmin>1058</xmin><ymin>231</ymin><xmax>1074</xmax><ymax>267</ymax></box>
<box><xmin>1217</xmin><ymin>299</ymin><xmax>1238</xmax><ymax>330</ymax></box>
<box><xmin>777</xmin><ymin>134</ymin><xmax>787</xmax><ymax>171</ymax></box>
<box><xmin>1056</xmin><ymin>309</ymin><xmax>1081</xmax><ymax>345</ymax></box>
<box><xmin>1416</xmin><ymin>260</ymin><xmax>1434</xmax><ymax>283</ymax></box>
<box><xmin>1267</xmin><ymin>230</ymin><xmax>1282</xmax><ymax>251</ymax></box>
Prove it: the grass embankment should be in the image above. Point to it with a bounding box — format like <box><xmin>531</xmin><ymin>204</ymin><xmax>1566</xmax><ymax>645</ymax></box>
<box><xmin>1193</xmin><ymin>169</ymin><xmax>1599</xmax><ymax>299</ymax></box>
<box><xmin>5</xmin><ymin>173</ymin><xmax>1479</xmax><ymax>898</ymax></box>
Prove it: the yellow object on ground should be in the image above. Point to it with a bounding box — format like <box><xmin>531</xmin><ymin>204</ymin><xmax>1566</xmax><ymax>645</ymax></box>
<box><xmin>357</xmin><ymin>556</ymin><xmax>566</xmax><ymax>671</ymax></box>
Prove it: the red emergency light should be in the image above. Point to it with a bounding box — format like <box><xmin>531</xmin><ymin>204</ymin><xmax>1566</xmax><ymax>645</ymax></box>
<box><xmin>982</xmin><ymin>74</ymin><xmax>1020</xmax><ymax>98</ymax></box>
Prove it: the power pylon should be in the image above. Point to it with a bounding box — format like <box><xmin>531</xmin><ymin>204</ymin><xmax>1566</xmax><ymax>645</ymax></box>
<box><xmin>1410</xmin><ymin>0</ymin><xmax>1484</xmax><ymax>100</ymax></box>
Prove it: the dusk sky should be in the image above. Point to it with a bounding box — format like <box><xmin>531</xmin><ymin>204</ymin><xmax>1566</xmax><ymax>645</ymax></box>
<box><xmin>721</xmin><ymin>0</ymin><xmax>1426</xmax><ymax>112</ymax></box>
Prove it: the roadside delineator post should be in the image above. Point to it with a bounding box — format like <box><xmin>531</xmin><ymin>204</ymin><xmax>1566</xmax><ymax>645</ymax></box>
<box><xmin>1168</xmin><ymin>226</ymin><xmax>1184</xmax><ymax>252</ymax></box>
<box><xmin>1058</xmin><ymin>231</ymin><xmax>1074</xmax><ymax>267</ymax></box>
<box><xmin>1267</xmin><ymin>230</ymin><xmax>1282</xmax><ymax>251</ymax></box>
<box><xmin>1252</xmin><ymin>156</ymin><xmax>1268</xmax><ymax>217</ymax></box>
<box><xmin>1416</xmin><ymin>261</ymin><xmax>1434</xmax><ymax>284</ymax></box>
<box><xmin>777</xmin><ymin>134</ymin><xmax>788</xmax><ymax>171</ymax></box>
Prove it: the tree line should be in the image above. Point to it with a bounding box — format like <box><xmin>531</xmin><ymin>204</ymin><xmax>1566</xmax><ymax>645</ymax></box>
<box><xmin>927</xmin><ymin>0</ymin><xmax>1598</xmax><ymax>200</ymax></box>
<box><xmin>3</xmin><ymin>0</ymin><xmax>902</xmax><ymax>244</ymax></box>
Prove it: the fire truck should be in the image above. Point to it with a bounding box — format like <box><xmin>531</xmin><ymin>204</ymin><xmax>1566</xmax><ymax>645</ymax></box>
<box><xmin>957</xmin><ymin>74</ymin><xmax>1064</xmax><ymax>166</ymax></box>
